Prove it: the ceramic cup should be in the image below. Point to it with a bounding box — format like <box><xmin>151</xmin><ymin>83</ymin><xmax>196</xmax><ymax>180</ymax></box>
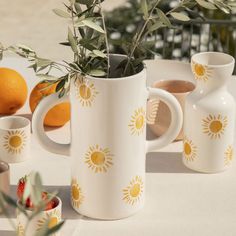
<box><xmin>0</xmin><ymin>161</ymin><xmax>10</xmax><ymax>212</ymax></box>
<box><xmin>17</xmin><ymin>196</ymin><xmax>62</xmax><ymax>236</ymax></box>
<box><xmin>0</xmin><ymin>116</ymin><xmax>31</xmax><ymax>163</ymax></box>
<box><xmin>147</xmin><ymin>80</ymin><xmax>195</xmax><ymax>140</ymax></box>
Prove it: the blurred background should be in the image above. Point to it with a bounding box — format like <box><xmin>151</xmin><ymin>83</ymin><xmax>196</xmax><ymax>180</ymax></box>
<box><xmin>0</xmin><ymin>0</ymin><xmax>125</xmax><ymax>61</ymax></box>
<box><xmin>0</xmin><ymin>0</ymin><xmax>235</xmax><ymax>66</ymax></box>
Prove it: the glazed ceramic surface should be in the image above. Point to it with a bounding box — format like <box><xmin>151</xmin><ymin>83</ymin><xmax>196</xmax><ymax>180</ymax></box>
<box><xmin>17</xmin><ymin>197</ymin><xmax>62</xmax><ymax>236</ymax></box>
<box><xmin>147</xmin><ymin>80</ymin><xmax>195</xmax><ymax>140</ymax></box>
<box><xmin>32</xmin><ymin>56</ymin><xmax>183</xmax><ymax>219</ymax></box>
<box><xmin>183</xmin><ymin>52</ymin><xmax>235</xmax><ymax>173</ymax></box>
<box><xmin>0</xmin><ymin>116</ymin><xmax>31</xmax><ymax>163</ymax></box>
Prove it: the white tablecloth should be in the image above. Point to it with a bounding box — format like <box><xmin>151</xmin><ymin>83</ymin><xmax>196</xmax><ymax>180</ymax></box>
<box><xmin>0</xmin><ymin>58</ymin><xmax>236</xmax><ymax>236</ymax></box>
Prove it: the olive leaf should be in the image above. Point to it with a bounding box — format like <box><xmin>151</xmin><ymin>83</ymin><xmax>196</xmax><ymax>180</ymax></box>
<box><xmin>213</xmin><ymin>0</ymin><xmax>231</xmax><ymax>14</ymax></box>
<box><xmin>170</xmin><ymin>12</ymin><xmax>190</xmax><ymax>21</ymax></box>
<box><xmin>195</xmin><ymin>0</ymin><xmax>217</xmax><ymax>10</ymax></box>
<box><xmin>0</xmin><ymin>191</ymin><xmax>17</xmax><ymax>209</ymax></box>
<box><xmin>147</xmin><ymin>21</ymin><xmax>164</xmax><ymax>34</ymax></box>
<box><xmin>30</xmin><ymin>172</ymin><xmax>43</xmax><ymax>206</ymax></box>
<box><xmin>56</xmin><ymin>79</ymin><xmax>66</xmax><ymax>92</ymax></box>
<box><xmin>16</xmin><ymin>44</ymin><xmax>35</xmax><ymax>53</ymax></box>
<box><xmin>92</xmin><ymin>49</ymin><xmax>107</xmax><ymax>58</ymax></box>
<box><xmin>53</xmin><ymin>9</ymin><xmax>71</xmax><ymax>18</ymax></box>
<box><xmin>82</xmin><ymin>19</ymin><xmax>105</xmax><ymax>33</ymax></box>
<box><xmin>36</xmin><ymin>58</ymin><xmax>53</xmax><ymax>67</ymax></box>
<box><xmin>88</xmin><ymin>69</ymin><xmax>106</xmax><ymax>77</ymax></box>
<box><xmin>156</xmin><ymin>9</ymin><xmax>172</xmax><ymax>28</ymax></box>
<box><xmin>68</xmin><ymin>27</ymin><xmax>78</xmax><ymax>53</ymax></box>
<box><xmin>76</xmin><ymin>0</ymin><xmax>93</xmax><ymax>5</ymax></box>
<box><xmin>140</xmin><ymin>0</ymin><xmax>148</xmax><ymax>20</ymax></box>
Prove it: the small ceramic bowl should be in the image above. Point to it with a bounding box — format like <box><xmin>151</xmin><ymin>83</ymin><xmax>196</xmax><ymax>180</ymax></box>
<box><xmin>16</xmin><ymin>196</ymin><xmax>62</xmax><ymax>236</ymax></box>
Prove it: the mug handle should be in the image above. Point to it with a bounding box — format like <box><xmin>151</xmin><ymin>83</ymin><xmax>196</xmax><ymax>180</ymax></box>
<box><xmin>32</xmin><ymin>93</ymin><xmax>70</xmax><ymax>156</ymax></box>
<box><xmin>146</xmin><ymin>87</ymin><xmax>183</xmax><ymax>152</ymax></box>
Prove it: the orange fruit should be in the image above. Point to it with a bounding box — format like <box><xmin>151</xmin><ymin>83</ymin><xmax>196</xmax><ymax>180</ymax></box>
<box><xmin>0</xmin><ymin>68</ymin><xmax>28</xmax><ymax>114</ymax></box>
<box><xmin>29</xmin><ymin>82</ymin><xmax>70</xmax><ymax>127</ymax></box>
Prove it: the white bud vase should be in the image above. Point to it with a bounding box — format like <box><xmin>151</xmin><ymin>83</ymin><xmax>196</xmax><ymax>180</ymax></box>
<box><xmin>183</xmin><ymin>52</ymin><xmax>235</xmax><ymax>173</ymax></box>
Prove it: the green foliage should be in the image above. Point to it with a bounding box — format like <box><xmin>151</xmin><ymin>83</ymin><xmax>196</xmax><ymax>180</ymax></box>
<box><xmin>0</xmin><ymin>0</ymin><xmax>233</xmax><ymax>94</ymax></box>
<box><xmin>0</xmin><ymin>172</ymin><xmax>64</xmax><ymax>236</ymax></box>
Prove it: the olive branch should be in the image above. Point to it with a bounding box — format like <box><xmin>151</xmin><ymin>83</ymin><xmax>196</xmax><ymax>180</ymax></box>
<box><xmin>0</xmin><ymin>0</ymin><xmax>233</xmax><ymax>96</ymax></box>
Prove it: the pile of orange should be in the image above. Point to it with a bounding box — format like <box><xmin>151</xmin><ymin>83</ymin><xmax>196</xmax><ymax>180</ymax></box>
<box><xmin>0</xmin><ymin>67</ymin><xmax>70</xmax><ymax>127</ymax></box>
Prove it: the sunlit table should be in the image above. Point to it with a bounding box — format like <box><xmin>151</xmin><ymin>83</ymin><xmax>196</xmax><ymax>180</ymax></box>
<box><xmin>0</xmin><ymin>58</ymin><xmax>236</xmax><ymax>236</ymax></box>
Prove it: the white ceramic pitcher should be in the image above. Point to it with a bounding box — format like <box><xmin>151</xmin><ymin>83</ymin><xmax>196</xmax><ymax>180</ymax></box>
<box><xmin>32</xmin><ymin>55</ymin><xmax>183</xmax><ymax>219</ymax></box>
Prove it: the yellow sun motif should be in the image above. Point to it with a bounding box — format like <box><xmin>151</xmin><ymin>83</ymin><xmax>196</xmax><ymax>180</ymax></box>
<box><xmin>225</xmin><ymin>145</ymin><xmax>234</xmax><ymax>165</ymax></box>
<box><xmin>123</xmin><ymin>176</ymin><xmax>144</xmax><ymax>205</ymax></box>
<box><xmin>16</xmin><ymin>222</ymin><xmax>25</xmax><ymax>236</ymax></box>
<box><xmin>71</xmin><ymin>178</ymin><xmax>84</xmax><ymax>209</ymax></box>
<box><xmin>129</xmin><ymin>107</ymin><xmax>146</xmax><ymax>135</ymax></box>
<box><xmin>3</xmin><ymin>130</ymin><xmax>27</xmax><ymax>154</ymax></box>
<box><xmin>183</xmin><ymin>136</ymin><xmax>197</xmax><ymax>162</ymax></box>
<box><xmin>146</xmin><ymin>99</ymin><xmax>160</xmax><ymax>125</ymax></box>
<box><xmin>37</xmin><ymin>208</ymin><xmax>61</xmax><ymax>235</ymax></box>
<box><xmin>84</xmin><ymin>145</ymin><xmax>113</xmax><ymax>173</ymax></box>
<box><xmin>75</xmin><ymin>78</ymin><xmax>98</xmax><ymax>107</ymax></box>
<box><xmin>191</xmin><ymin>61</ymin><xmax>212</xmax><ymax>82</ymax></box>
<box><xmin>202</xmin><ymin>114</ymin><xmax>228</xmax><ymax>139</ymax></box>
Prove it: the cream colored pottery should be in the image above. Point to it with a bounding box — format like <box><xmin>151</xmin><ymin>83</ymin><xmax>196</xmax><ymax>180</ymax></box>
<box><xmin>32</xmin><ymin>55</ymin><xmax>183</xmax><ymax>219</ymax></box>
<box><xmin>0</xmin><ymin>161</ymin><xmax>10</xmax><ymax>213</ymax></box>
<box><xmin>0</xmin><ymin>116</ymin><xmax>31</xmax><ymax>163</ymax></box>
<box><xmin>183</xmin><ymin>52</ymin><xmax>235</xmax><ymax>173</ymax></box>
<box><xmin>17</xmin><ymin>197</ymin><xmax>62</xmax><ymax>236</ymax></box>
<box><xmin>147</xmin><ymin>80</ymin><xmax>195</xmax><ymax>140</ymax></box>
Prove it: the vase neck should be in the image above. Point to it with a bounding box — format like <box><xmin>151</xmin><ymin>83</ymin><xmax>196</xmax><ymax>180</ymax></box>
<box><xmin>195</xmin><ymin>74</ymin><xmax>231</xmax><ymax>93</ymax></box>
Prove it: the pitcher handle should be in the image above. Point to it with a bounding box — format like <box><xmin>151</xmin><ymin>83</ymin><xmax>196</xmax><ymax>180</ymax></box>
<box><xmin>32</xmin><ymin>93</ymin><xmax>70</xmax><ymax>156</ymax></box>
<box><xmin>146</xmin><ymin>87</ymin><xmax>183</xmax><ymax>153</ymax></box>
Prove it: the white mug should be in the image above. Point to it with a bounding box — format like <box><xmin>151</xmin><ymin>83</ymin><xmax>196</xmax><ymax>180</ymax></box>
<box><xmin>32</xmin><ymin>55</ymin><xmax>183</xmax><ymax>219</ymax></box>
<box><xmin>0</xmin><ymin>116</ymin><xmax>31</xmax><ymax>163</ymax></box>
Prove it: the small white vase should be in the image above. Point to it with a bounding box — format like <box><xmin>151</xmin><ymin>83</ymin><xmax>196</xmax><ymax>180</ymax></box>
<box><xmin>183</xmin><ymin>52</ymin><xmax>235</xmax><ymax>173</ymax></box>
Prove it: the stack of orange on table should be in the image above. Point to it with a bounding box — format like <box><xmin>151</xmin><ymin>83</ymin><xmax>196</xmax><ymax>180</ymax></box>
<box><xmin>0</xmin><ymin>67</ymin><xmax>70</xmax><ymax>127</ymax></box>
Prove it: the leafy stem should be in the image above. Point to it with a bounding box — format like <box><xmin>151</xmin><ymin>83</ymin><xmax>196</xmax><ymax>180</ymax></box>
<box><xmin>122</xmin><ymin>0</ymin><xmax>161</xmax><ymax>76</ymax></box>
<box><xmin>98</xmin><ymin>1</ymin><xmax>110</xmax><ymax>77</ymax></box>
<box><xmin>70</xmin><ymin>2</ymin><xmax>78</xmax><ymax>62</ymax></box>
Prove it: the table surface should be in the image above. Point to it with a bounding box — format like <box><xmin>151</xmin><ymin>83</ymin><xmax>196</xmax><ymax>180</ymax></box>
<box><xmin>0</xmin><ymin>58</ymin><xmax>236</xmax><ymax>236</ymax></box>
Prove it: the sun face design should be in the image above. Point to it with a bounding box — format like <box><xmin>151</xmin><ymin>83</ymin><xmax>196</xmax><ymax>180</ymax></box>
<box><xmin>3</xmin><ymin>130</ymin><xmax>27</xmax><ymax>154</ymax></box>
<box><xmin>123</xmin><ymin>176</ymin><xmax>144</xmax><ymax>205</ymax></box>
<box><xmin>37</xmin><ymin>208</ymin><xmax>61</xmax><ymax>234</ymax></box>
<box><xmin>16</xmin><ymin>222</ymin><xmax>25</xmax><ymax>236</ymax></box>
<box><xmin>202</xmin><ymin>114</ymin><xmax>228</xmax><ymax>139</ymax></box>
<box><xmin>146</xmin><ymin>99</ymin><xmax>160</xmax><ymax>125</ymax></box>
<box><xmin>75</xmin><ymin>78</ymin><xmax>98</xmax><ymax>107</ymax></box>
<box><xmin>71</xmin><ymin>178</ymin><xmax>84</xmax><ymax>209</ymax></box>
<box><xmin>191</xmin><ymin>61</ymin><xmax>212</xmax><ymax>82</ymax></box>
<box><xmin>183</xmin><ymin>136</ymin><xmax>197</xmax><ymax>162</ymax></box>
<box><xmin>129</xmin><ymin>107</ymin><xmax>146</xmax><ymax>135</ymax></box>
<box><xmin>225</xmin><ymin>145</ymin><xmax>234</xmax><ymax>165</ymax></box>
<box><xmin>84</xmin><ymin>145</ymin><xmax>113</xmax><ymax>173</ymax></box>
